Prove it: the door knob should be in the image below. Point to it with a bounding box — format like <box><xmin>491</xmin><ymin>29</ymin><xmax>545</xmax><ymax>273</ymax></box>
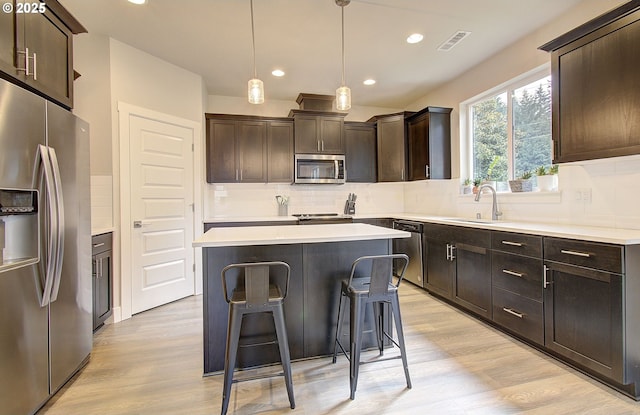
<box><xmin>133</xmin><ymin>220</ymin><xmax>149</xmax><ymax>228</ymax></box>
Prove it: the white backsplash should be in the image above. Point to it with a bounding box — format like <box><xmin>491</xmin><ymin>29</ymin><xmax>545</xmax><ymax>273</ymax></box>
<box><xmin>404</xmin><ymin>156</ymin><xmax>640</xmax><ymax>230</ymax></box>
<box><xmin>91</xmin><ymin>175</ymin><xmax>113</xmax><ymax>230</ymax></box>
<box><xmin>205</xmin><ymin>182</ymin><xmax>405</xmax><ymax>218</ymax></box>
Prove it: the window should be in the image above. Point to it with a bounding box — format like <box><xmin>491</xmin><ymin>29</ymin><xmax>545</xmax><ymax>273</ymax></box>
<box><xmin>464</xmin><ymin>68</ymin><xmax>552</xmax><ymax>190</ymax></box>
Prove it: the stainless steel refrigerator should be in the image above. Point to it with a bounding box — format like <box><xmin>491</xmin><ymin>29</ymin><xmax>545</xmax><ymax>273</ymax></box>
<box><xmin>0</xmin><ymin>78</ymin><xmax>92</xmax><ymax>415</ymax></box>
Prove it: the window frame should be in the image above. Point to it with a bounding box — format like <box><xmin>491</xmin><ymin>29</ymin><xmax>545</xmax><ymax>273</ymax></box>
<box><xmin>460</xmin><ymin>64</ymin><xmax>551</xmax><ymax>188</ymax></box>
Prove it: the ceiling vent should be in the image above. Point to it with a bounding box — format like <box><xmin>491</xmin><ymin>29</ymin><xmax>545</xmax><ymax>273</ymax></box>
<box><xmin>437</xmin><ymin>30</ymin><xmax>471</xmax><ymax>51</ymax></box>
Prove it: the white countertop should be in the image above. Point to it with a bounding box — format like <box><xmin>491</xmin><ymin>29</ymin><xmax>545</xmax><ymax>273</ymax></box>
<box><xmin>203</xmin><ymin>213</ymin><xmax>640</xmax><ymax>245</ymax></box>
<box><xmin>193</xmin><ymin>223</ymin><xmax>410</xmax><ymax>248</ymax></box>
<box><xmin>392</xmin><ymin>213</ymin><xmax>640</xmax><ymax>245</ymax></box>
<box><xmin>92</xmin><ymin>227</ymin><xmax>114</xmax><ymax>236</ymax></box>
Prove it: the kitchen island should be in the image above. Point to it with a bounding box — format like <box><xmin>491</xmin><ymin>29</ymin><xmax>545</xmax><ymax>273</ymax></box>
<box><xmin>193</xmin><ymin>223</ymin><xmax>410</xmax><ymax>374</ymax></box>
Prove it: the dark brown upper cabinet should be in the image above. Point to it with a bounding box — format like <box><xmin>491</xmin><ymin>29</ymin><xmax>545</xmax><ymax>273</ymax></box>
<box><xmin>290</xmin><ymin>110</ymin><xmax>345</xmax><ymax>154</ymax></box>
<box><xmin>0</xmin><ymin>1</ymin><xmax>86</xmax><ymax>109</ymax></box>
<box><xmin>407</xmin><ymin>107</ymin><xmax>452</xmax><ymax>180</ymax></box>
<box><xmin>540</xmin><ymin>1</ymin><xmax>640</xmax><ymax>164</ymax></box>
<box><xmin>205</xmin><ymin>114</ymin><xmax>293</xmax><ymax>184</ymax></box>
<box><xmin>370</xmin><ymin>107</ymin><xmax>451</xmax><ymax>182</ymax></box>
<box><xmin>267</xmin><ymin>120</ymin><xmax>294</xmax><ymax>183</ymax></box>
<box><xmin>370</xmin><ymin>112</ymin><xmax>414</xmax><ymax>182</ymax></box>
<box><xmin>344</xmin><ymin>121</ymin><xmax>376</xmax><ymax>183</ymax></box>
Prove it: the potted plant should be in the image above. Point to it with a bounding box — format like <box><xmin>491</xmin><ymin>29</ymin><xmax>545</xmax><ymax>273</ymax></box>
<box><xmin>536</xmin><ymin>165</ymin><xmax>558</xmax><ymax>191</ymax></box>
<box><xmin>509</xmin><ymin>171</ymin><xmax>533</xmax><ymax>192</ymax></box>
<box><xmin>472</xmin><ymin>178</ymin><xmax>482</xmax><ymax>194</ymax></box>
<box><xmin>461</xmin><ymin>178</ymin><xmax>473</xmax><ymax>194</ymax></box>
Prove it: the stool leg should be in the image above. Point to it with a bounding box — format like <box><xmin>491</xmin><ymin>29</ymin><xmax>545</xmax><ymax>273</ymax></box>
<box><xmin>222</xmin><ymin>307</ymin><xmax>243</xmax><ymax>415</ymax></box>
<box><xmin>391</xmin><ymin>293</ymin><xmax>412</xmax><ymax>389</ymax></box>
<box><xmin>333</xmin><ymin>291</ymin><xmax>346</xmax><ymax>363</ymax></box>
<box><xmin>273</xmin><ymin>304</ymin><xmax>295</xmax><ymax>409</ymax></box>
<box><xmin>350</xmin><ymin>296</ymin><xmax>366</xmax><ymax>400</ymax></box>
<box><xmin>373</xmin><ymin>301</ymin><xmax>384</xmax><ymax>355</ymax></box>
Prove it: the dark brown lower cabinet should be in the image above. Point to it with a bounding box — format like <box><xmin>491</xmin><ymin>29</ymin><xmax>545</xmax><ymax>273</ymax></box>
<box><xmin>423</xmin><ymin>223</ymin><xmax>491</xmax><ymax>319</ymax></box>
<box><xmin>491</xmin><ymin>233</ymin><xmax>544</xmax><ymax>346</ymax></box>
<box><xmin>92</xmin><ymin>232</ymin><xmax>113</xmax><ymax>331</ymax></box>
<box><xmin>543</xmin><ymin>260</ymin><xmax>624</xmax><ymax>382</ymax></box>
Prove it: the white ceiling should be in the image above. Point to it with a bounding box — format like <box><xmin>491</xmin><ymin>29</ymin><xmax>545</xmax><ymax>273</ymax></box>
<box><xmin>59</xmin><ymin>0</ymin><xmax>586</xmax><ymax>108</ymax></box>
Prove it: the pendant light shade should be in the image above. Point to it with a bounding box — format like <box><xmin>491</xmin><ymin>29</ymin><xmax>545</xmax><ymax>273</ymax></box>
<box><xmin>336</xmin><ymin>0</ymin><xmax>351</xmax><ymax>111</ymax></box>
<box><xmin>336</xmin><ymin>86</ymin><xmax>351</xmax><ymax>111</ymax></box>
<box><xmin>248</xmin><ymin>78</ymin><xmax>264</xmax><ymax>104</ymax></box>
<box><xmin>248</xmin><ymin>0</ymin><xmax>264</xmax><ymax>104</ymax></box>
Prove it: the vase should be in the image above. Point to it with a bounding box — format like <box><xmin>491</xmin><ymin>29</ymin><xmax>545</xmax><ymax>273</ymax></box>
<box><xmin>536</xmin><ymin>174</ymin><xmax>558</xmax><ymax>192</ymax></box>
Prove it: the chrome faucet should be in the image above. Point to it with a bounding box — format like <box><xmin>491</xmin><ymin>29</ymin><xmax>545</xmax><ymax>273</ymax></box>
<box><xmin>474</xmin><ymin>184</ymin><xmax>502</xmax><ymax>220</ymax></box>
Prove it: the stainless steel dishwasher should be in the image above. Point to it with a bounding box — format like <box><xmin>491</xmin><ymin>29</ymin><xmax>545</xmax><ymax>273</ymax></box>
<box><xmin>392</xmin><ymin>220</ymin><xmax>424</xmax><ymax>287</ymax></box>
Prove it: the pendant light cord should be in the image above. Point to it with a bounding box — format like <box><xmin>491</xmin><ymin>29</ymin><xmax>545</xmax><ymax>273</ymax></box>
<box><xmin>341</xmin><ymin>5</ymin><xmax>345</xmax><ymax>86</ymax></box>
<box><xmin>250</xmin><ymin>0</ymin><xmax>257</xmax><ymax>79</ymax></box>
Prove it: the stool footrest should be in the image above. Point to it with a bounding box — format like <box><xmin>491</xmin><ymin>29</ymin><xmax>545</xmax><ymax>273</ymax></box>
<box><xmin>232</xmin><ymin>371</ymin><xmax>285</xmax><ymax>384</ymax></box>
<box><xmin>238</xmin><ymin>340</ymin><xmax>278</xmax><ymax>348</ymax></box>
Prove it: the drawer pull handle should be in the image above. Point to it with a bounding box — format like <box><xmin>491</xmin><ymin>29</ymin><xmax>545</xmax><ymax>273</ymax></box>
<box><xmin>502</xmin><ymin>241</ymin><xmax>523</xmax><ymax>247</ymax></box>
<box><xmin>502</xmin><ymin>307</ymin><xmax>524</xmax><ymax>319</ymax></box>
<box><xmin>560</xmin><ymin>249</ymin><xmax>591</xmax><ymax>258</ymax></box>
<box><xmin>503</xmin><ymin>269</ymin><xmax>524</xmax><ymax>278</ymax></box>
<box><xmin>93</xmin><ymin>243</ymin><xmax>105</xmax><ymax>248</ymax></box>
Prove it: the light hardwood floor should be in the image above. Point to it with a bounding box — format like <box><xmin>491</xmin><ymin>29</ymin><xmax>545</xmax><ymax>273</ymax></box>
<box><xmin>40</xmin><ymin>284</ymin><xmax>640</xmax><ymax>415</ymax></box>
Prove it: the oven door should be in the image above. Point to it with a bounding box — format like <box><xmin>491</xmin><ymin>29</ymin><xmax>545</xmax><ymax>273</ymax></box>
<box><xmin>295</xmin><ymin>154</ymin><xmax>345</xmax><ymax>184</ymax></box>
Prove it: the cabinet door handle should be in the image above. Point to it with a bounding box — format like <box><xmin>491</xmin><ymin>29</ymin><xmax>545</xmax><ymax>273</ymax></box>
<box><xmin>32</xmin><ymin>52</ymin><xmax>37</xmax><ymax>80</ymax></box>
<box><xmin>17</xmin><ymin>47</ymin><xmax>31</xmax><ymax>77</ymax></box>
<box><xmin>502</xmin><ymin>241</ymin><xmax>523</xmax><ymax>247</ymax></box>
<box><xmin>97</xmin><ymin>258</ymin><xmax>102</xmax><ymax>279</ymax></box>
<box><xmin>450</xmin><ymin>245</ymin><xmax>456</xmax><ymax>261</ymax></box>
<box><xmin>317</xmin><ymin>140</ymin><xmax>320</xmax><ymax>152</ymax></box>
<box><xmin>446</xmin><ymin>244</ymin><xmax>451</xmax><ymax>261</ymax></box>
<box><xmin>502</xmin><ymin>269</ymin><xmax>524</xmax><ymax>278</ymax></box>
<box><xmin>560</xmin><ymin>249</ymin><xmax>591</xmax><ymax>258</ymax></box>
<box><xmin>321</xmin><ymin>140</ymin><xmax>325</xmax><ymax>152</ymax></box>
<box><xmin>502</xmin><ymin>307</ymin><xmax>524</xmax><ymax>319</ymax></box>
<box><xmin>425</xmin><ymin>165</ymin><xmax>429</xmax><ymax>178</ymax></box>
<box><xmin>401</xmin><ymin>168</ymin><xmax>405</xmax><ymax>181</ymax></box>
<box><xmin>93</xmin><ymin>242</ymin><xmax>105</xmax><ymax>249</ymax></box>
<box><xmin>543</xmin><ymin>264</ymin><xmax>550</xmax><ymax>288</ymax></box>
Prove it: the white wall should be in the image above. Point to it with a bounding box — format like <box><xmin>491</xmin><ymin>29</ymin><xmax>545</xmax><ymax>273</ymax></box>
<box><xmin>72</xmin><ymin>33</ymin><xmax>112</xmax><ymax>176</ymax></box>
<box><xmin>404</xmin><ymin>0</ymin><xmax>640</xmax><ymax>231</ymax></box>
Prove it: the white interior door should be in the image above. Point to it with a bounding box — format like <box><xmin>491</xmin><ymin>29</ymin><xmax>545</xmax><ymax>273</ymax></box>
<box><xmin>129</xmin><ymin>115</ymin><xmax>194</xmax><ymax>314</ymax></box>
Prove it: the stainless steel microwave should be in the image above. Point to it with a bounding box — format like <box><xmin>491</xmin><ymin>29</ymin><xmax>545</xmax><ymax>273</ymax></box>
<box><xmin>294</xmin><ymin>154</ymin><xmax>346</xmax><ymax>184</ymax></box>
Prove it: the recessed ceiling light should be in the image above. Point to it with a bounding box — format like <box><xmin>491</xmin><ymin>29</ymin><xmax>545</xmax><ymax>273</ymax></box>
<box><xmin>272</xmin><ymin>69</ymin><xmax>285</xmax><ymax>77</ymax></box>
<box><xmin>128</xmin><ymin>0</ymin><xmax>146</xmax><ymax>4</ymax></box>
<box><xmin>406</xmin><ymin>33</ymin><xmax>424</xmax><ymax>44</ymax></box>
<box><xmin>363</xmin><ymin>79</ymin><xmax>376</xmax><ymax>86</ymax></box>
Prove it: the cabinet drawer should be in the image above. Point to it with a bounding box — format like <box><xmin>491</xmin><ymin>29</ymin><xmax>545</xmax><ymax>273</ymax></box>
<box><xmin>92</xmin><ymin>233</ymin><xmax>112</xmax><ymax>255</ymax></box>
<box><xmin>491</xmin><ymin>251</ymin><xmax>543</xmax><ymax>301</ymax></box>
<box><xmin>423</xmin><ymin>223</ymin><xmax>490</xmax><ymax>248</ymax></box>
<box><xmin>544</xmin><ymin>237</ymin><xmax>623</xmax><ymax>274</ymax></box>
<box><xmin>492</xmin><ymin>231</ymin><xmax>542</xmax><ymax>258</ymax></box>
<box><xmin>492</xmin><ymin>286</ymin><xmax>543</xmax><ymax>346</ymax></box>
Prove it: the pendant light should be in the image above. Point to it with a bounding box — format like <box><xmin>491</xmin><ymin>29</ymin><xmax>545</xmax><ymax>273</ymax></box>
<box><xmin>336</xmin><ymin>0</ymin><xmax>351</xmax><ymax>111</ymax></box>
<box><xmin>248</xmin><ymin>0</ymin><xmax>264</xmax><ymax>104</ymax></box>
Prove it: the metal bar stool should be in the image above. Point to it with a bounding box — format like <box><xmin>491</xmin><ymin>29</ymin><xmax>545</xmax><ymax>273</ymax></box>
<box><xmin>220</xmin><ymin>261</ymin><xmax>295</xmax><ymax>415</ymax></box>
<box><xmin>332</xmin><ymin>254</ymin><xmax>411</xmax><ymax>400</ymax></box>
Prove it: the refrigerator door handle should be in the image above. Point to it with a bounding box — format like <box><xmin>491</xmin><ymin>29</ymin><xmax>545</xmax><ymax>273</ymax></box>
<box><xmin>48</xmin><ymin>146</ymin><xmax>65</xmax><ymax>302</ymax></box>
<box><xmin>36</xmin><ymin>145</ymin><xmax>58</xmax><ymax>307</ymax></box>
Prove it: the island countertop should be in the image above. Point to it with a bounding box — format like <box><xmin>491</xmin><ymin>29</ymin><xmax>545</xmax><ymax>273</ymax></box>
<box><xmin>193</xmin><ymin>223</ymin><xmax>410</xmax><ymax>248</ymax></box>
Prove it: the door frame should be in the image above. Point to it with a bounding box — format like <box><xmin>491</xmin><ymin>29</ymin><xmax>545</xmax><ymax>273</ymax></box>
<box><xmin>117</xmin><ymin>102</ymin><xmax>203</xmax><ymax>321</ymax></box>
